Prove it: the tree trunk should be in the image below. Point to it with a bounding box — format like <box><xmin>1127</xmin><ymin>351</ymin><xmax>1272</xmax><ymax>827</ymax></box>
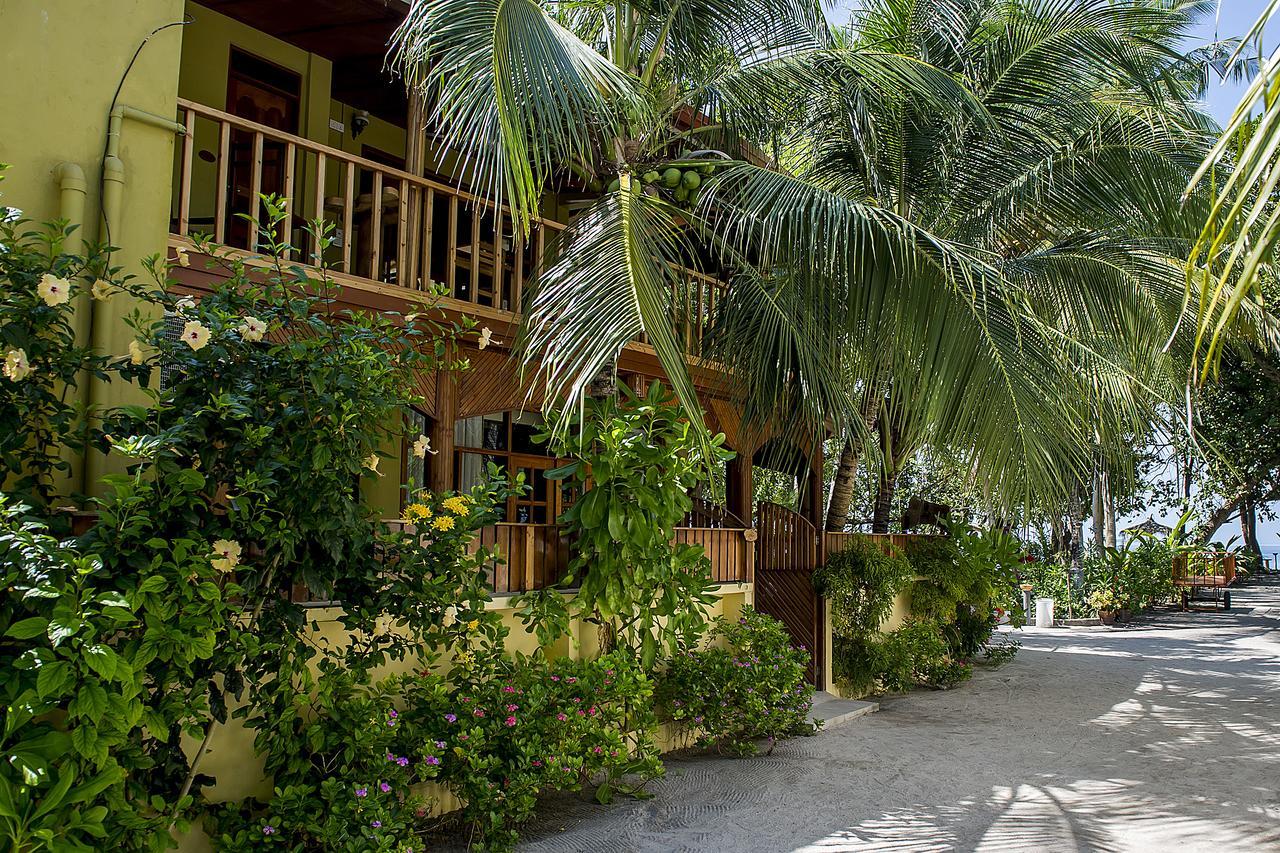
<box><xmin>1101</xmin><ymin>468</ymin><xmax>1116</xmax><ymax>548</ymax></box>
<box><xmin>824</xmin><ymin>439</ymin><xmax>860</xmax><ymax>532</ymax></box>
<box><xmin>823</xmin><ymin>381</ymin><xmax>882</xmax><ymax>531</ymax></box>
<box><xmin>1242</xmin><ymin>496</ymin><xmax>1261</xmax><ymax>559</ymax></box>
<box><xmin>871</xmin><ymin>467</ymin><xmax>895</xmax><ymax>533</ymax></box>
<box><xmin>1091</xmin><ymin>466</ymin><xmax>1104</xmax><ymax>551</ymax></box>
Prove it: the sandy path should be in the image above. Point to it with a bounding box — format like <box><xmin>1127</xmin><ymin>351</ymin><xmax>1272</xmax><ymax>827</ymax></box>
<box><xmin>515</xmin><ymin>577</ymin><xmax>1280</xmax><ymax>852</ymax></box>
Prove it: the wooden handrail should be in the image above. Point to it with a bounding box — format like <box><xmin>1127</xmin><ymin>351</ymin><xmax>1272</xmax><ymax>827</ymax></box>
<box><xmin>177</xmin><ymin>98</ymin><xmax>566</xmax><ymax>232</ymax></box>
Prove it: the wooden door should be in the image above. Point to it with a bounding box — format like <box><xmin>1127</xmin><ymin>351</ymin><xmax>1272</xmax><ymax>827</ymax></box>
<box><xmin>754</xmin><ymin>501</ymin><xmax>823</xmax><ymax>686</ymax></box>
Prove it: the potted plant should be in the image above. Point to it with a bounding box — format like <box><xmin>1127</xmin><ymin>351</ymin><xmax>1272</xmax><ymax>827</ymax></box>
<box><xmin>1089</xmin><ymin>588</ymin><xmax>1122</xmax><ymax>625</ymax></box>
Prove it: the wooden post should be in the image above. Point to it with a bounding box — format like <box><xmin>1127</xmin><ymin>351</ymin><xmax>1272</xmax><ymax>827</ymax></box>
<box><xmin>727</xmin><ymin>451</ymin><xmax>753</xmax><ymax>526</ymax></box>
<box><xmin>430</xmin><ymin>369</ymin><xmax>458</xmax><ymax>493</ymax></box>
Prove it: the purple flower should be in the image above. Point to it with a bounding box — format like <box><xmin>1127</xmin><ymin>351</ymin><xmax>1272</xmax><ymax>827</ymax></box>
<box><xmin>445</xmin><ymin>713</ymin><xmax>457</xmax><ymax>723</ymax></box>
<box><xmin>262</xmin><ymin>825</ymin><xmax>275</xmax><ymax>835</ymax></box>
<box><xmin>397</xmin><ymin>757</ymin><xmax>409</xmax><ymax>767</ymax></box>
<box><xmin>434</xmin><ymin>740</ymin><xmax>446</xmax><ymax>748</ymax></box>
<box><xmin>371</xmin><ymin>820</ymin><xmax>382</xmax><ymax>828</ymax></box>
<box><xmin>355</xmin><ymin>787</ymin><xmax>368</xmax><ymax>798</ymax></box>
<box><xmin>426</xmin><ymin>755</ymin><xmax>441</xmax><ymax>766</ymax></box>
<box><xmin>379</xmin><ymin>782</ymin><xmax>391</xmax><ymax>793</ymax></box>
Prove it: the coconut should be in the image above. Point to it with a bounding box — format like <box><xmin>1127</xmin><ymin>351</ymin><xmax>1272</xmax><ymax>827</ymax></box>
<box><xmin>643</xmin><ymin>170</ymin><xmax>660</xmax><ymax>184</ymax></box>
<box><xmin>681</xmin><ymin>171</ymin><xmax>701</xmax><ymax>190</ymax></box>
<box><xmin>673</xmin><ymin>186</ymin><xmax>690</xmax><ymax>202</ymax></box>
<box><xmin>662</xmin><ymin>167</ymin><xmax>683</xmax><ymax>188</ymax></box>
<box><xmin>605</xmin><ymin>177</ymin><xmax>621</xmax><ymax>193</ymax></box>
<box><xmin>698</xmin><ymin>163</ymin><xmax>714</xmax><ymax>176</ymax></box>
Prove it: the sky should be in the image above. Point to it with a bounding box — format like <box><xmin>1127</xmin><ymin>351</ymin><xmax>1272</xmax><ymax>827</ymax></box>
<box><xmin>819</xmin><ymin>1</ymin><xmax>1280</xmax><ymax>543</ymax></box>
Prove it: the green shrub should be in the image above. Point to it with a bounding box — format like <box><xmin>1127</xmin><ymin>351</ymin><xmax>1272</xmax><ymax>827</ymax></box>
<box><xmin>656</xmin><ymin>607</ymin><xmax>815</xmax><ymax>755</ymax></box>
<box><xmin>814</xmin><ymin>536</ymin><xmax>912</xmax><ymax>637</ymax></box>
<box><xmin>872</xmin><ymin>621</ymin><xmax>971</xmax><ymax>692</ymax></box>
<box><xmin>211</xmin><ymin>653</ymin><xmax>661</xmax><ymax>852</ymax></box>
<box><xmin>521</xmin><ymin>381</ymin><xmax>730</xmax><ymax>668</ymax></box>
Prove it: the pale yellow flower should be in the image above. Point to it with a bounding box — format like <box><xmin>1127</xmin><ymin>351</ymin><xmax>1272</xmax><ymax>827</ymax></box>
<box><xmin>477</xmin><ymin>326</ymin><xmax>497</xmax><ymax>350</ymax></box>
<box><xmin>412</xmin><ymin>434</ymin><xmax>436</xmax><ymax>459</ymax></box>
<box><xmin>432</xmin><ymin>515</ymin><xmax>456</xmax><ymax>532</ymax></box>
<box><xmin>37</xmin><ymin>274</ymin><xmax>71</xmax><ymax>306</ymax></box>
<box><xmin>181</xmin><ymin>320</ymin><xmax>211</xmax><ymax>351</ymax></box>
<box><xmin>403</xmin><ymin>503</ymin><xmax>432</xmax><ymax>524</ymax></box>
<box><xmin>404</xmin><ymin>313</ymin><xmax>420</xmax><ymax>325</ymax></box>
<box><xmin>90</xmin><ymin>278</ymin><xmax>114</xmax><ymax>301</ymax></box>
<box><xmin>3</xmin><ymin>349</ymin><xmax>31</xmax><ymax>382</ymax></box>
<box><xmin>210</xmin><ymin>539</ymin><xmax>242</xmax><ymax>573</ymax></box>
<box><xmin>238</xmin><ymin>316</ymin><xmax>267</xmax><ymax>342</ymax></box>
<box><xmin>175</xmin><ymin>296</ymin><xmax>196</xmax><ymax>314</ymax></box>
<box><xmin>174</xmin><ymin>246</ymin><xmax>191</xmax><ymax>267</ymax></box>
<box><xmin>441</xmin><ymin>605</ymin><xmax>458</xmax><ymax>626</ymax></box>
<box><xmin>128</xmin><ymin>339</ymin><xmax>146</xmax><ymax>365</ymax></box>
<box><xmin>364</xmin><ymin>454</ymin><xmax>382</xmax><ymax>475</ymax></box>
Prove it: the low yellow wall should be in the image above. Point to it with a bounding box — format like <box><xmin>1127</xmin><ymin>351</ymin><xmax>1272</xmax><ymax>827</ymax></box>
<box><xmin>176</xmin><ymin>584</ymin><xmax>751</xmax><ymax>851</ymax></box>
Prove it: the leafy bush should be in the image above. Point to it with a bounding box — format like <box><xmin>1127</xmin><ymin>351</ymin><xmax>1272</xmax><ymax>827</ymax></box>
<box><xmin>657</xmin><ymin>607</ymin><xmax>814</xmax><ymax>755</ymax></box>
<box><xmin>813</xmin><ymin>536</ymin><xmax>912</xmax><ymax>637</ymax></box>
<box><xmin>519</xmin><ymin>381</ymin><xmax>731</xmax><ymax>668</ymax></box>
<box><xmin>869</xmin><ymin>621</ymin><xmax>971</xmax><ymax>693</ymax></box>
<box><xmin>0</xmin><ymin>207</ymin><xmax>144</xmax><ymax>511</ymax></box>
<box><xmin>212</xmin><ymin>653</ymin><xmax>660</xmax><ymax>852</ymax></box>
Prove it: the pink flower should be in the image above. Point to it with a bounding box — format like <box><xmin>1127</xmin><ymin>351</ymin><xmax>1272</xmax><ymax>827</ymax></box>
<box><xmin>593</xmin><ymin>746</ymin><xmax>603</xmax><ymax>754</ymax></box>
<box><xmin>503</xmin><ymin>685</ymin><xmax>515</xmax><ymax>693</ymax></box>
<box><xmin>505</xmin><ymin>716</ymin><xmax>517</xmax><ymax>727</ymax></box>
<box><xmin>505</xmin><ymin>704</ymin><xmax>518</xmax><ymax>712</ymax></box>
<box><xmin>474</xmin><ymin>708</ymin><xmax>486</xmax><ymax>717</ymax></box>
<box><xmin>556</xmin><ymin>713</ymin><xmax>567</xmax><ymax>722</ymax></box>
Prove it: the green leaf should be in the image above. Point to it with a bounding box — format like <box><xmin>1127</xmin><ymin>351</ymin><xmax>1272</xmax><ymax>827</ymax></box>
<box><xmin>36</xmin><ymin>660</ymin><xmax>74</xmax><ymax>699</ymax></box>
<box><xmin>6</xmin><ymin>617</ymin><xmax>49</xmax><ymax>639</ymax></box>
<box><xmin>82</xmin><ymin>645</ymin><xmax>119</xmax><ymax>681</ymax></box>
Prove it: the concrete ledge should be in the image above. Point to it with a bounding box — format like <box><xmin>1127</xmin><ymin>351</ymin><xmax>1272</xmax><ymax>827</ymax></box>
<box><xmin>809</xmin><ymin>690</ymin><xmax>878</xmax><ymax>729</ymax></box>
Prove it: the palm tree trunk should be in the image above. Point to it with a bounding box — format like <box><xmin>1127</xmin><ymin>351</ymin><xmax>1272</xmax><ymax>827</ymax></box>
<box><xmin>1101</xmin><ymin>469</ymin><xmax>1116</xmax><ymax>549</ymax></box>
<box><xmin>823</xmin><ymin>439</ymin><xmax>860</xmax><ymax>532</ymax></box>
<box><xmin>871</xmin><ymin>468</ymin><xmax>895</xmax><ymax>533</ymax></box>
<box><xmin>824</xmin><ymin>380</ymin><xmax>882</xmax><ymax>531</ymax></box>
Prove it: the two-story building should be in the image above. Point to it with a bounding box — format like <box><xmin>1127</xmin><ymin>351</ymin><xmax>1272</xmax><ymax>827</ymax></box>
<box><xmin>2</xmin><ymin>0</ymin><xmax>832</xmax><ymax>683</ymax></box>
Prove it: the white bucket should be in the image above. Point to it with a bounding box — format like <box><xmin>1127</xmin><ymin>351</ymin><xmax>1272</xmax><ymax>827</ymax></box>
<box><xmin>1035</xmin><ymin>597</ymin><xmax>1055</xmax><ymax>628</ymax></box>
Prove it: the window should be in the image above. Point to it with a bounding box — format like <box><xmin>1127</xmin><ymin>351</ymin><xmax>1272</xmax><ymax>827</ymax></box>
<box><xmin>402</xmin><ymin>408</ymin><xmax>430</xmax><ymax>508</ymax></box>
<box><xmin>454</xmin><ymin>411</ymin><xmax>575</xmax><ymax>522</ymax></box>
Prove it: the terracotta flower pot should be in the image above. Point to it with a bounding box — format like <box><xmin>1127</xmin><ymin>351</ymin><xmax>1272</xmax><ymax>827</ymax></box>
<box><xmin>1099</xmin><ymin>610</ymin><xmax>1116</xmax><ymax>626</ymax></box>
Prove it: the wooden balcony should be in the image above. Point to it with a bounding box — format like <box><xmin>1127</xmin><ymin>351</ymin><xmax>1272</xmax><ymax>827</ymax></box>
<box><xmin>170</xmin><ymin>98</ymin><xmax>728</xmax><ymax>349</ymax></box>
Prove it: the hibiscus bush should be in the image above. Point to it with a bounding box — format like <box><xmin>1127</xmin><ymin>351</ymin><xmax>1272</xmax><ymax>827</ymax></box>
<box><xmin>0</xmin><ymin>201</ymin><xmax>144</xmax><ymax>510</ymax></box>
<box><xmin>656</xmin><ymin>607</ymin><xmax>815</xmax><ymax>756</ymax></box>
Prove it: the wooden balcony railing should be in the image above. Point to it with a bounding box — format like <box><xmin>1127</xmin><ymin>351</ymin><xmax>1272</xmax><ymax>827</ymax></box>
<box><xmin>173</xmin><ymin>98</ymin><xmax>563</xmax><ymax>311</ymax></box>
<box><xmin>171</xmin><ymin>98</ymin><xmax>729</xmax><ymax>340</ymax></box>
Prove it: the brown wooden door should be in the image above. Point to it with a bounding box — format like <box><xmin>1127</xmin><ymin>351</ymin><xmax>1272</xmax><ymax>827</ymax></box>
<box><xmin>226</xmin><ymin>49</ymin><xmax>300</xmax><ymax>248</ymax></box>
<box><xmin>754</xmin><ymin>501</ymin><xmax>823</xmax><ymax>687</ymax></box>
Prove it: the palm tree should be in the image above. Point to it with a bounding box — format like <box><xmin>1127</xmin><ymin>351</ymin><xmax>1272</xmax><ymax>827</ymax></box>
<box><xmin>1188</xmin><ymin>0</ymin><xmax>1280</xmax><ymax>374</ymax></box>
<box><xmin>718</xmin><ymin>0</ymin><xmax>1220</xmax><ymax>526</ymax></box>
<box><xmin>392</xmin><ymin>0</ymin><xmax>1217</xmax><ymax>513</ymax></box>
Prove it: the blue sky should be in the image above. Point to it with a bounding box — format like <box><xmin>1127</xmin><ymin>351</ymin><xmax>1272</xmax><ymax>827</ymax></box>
<box><xmin>821</xmin><ymin>1</ymin><xmax>1268</xmax><ymax>126</ymax></box>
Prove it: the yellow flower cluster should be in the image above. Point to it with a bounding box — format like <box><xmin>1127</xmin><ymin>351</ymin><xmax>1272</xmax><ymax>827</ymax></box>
<box><xmin>432</xmin><ymin>515</ymin><xmax>456</xmax><ymax>532</ymax></box>
<box><xmin>403</xmin><ymin>503</ymin><xmax>433</xmax><ymax>524</ymax></box>
<box><xmin>442</xmin><ymin>495</ymin><xmax>470</xmax><ymax>516</ymax></box>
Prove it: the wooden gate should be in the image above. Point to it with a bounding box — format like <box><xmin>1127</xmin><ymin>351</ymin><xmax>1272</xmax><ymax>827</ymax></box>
<box><xmin>754</xmin><ymin>502</ymin><xmax>823</xmax><ymax>686</ymax></box>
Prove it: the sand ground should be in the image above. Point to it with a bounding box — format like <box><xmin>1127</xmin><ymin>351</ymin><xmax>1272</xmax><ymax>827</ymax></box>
<box><xmin>516</xmin><ymin>576</ymin><xmax>1280</xmax><ymax>852</ymax></box>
